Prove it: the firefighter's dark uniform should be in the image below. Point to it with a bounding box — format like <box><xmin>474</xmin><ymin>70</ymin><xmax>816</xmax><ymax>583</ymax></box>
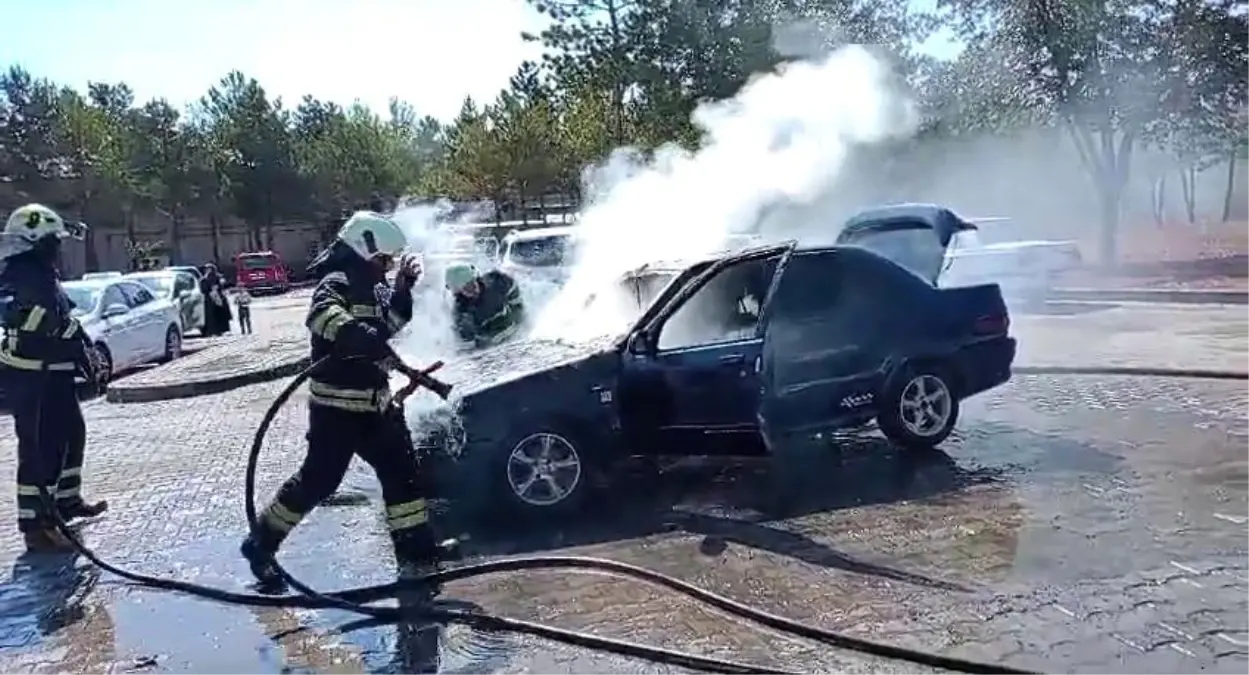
<box><xmin>451</xmin><ymin>270</ymin><xmax>525</xmax><ymax>348</ymax></box>
<box><xmin>247</xmin><ymin>252</ymin><xmax>440</xmax><ymax>570</ymax></box>
<box><xmin>0</xmin><ymin>253</ymin><xmax>96</xmax><ymax>534</ymax></box>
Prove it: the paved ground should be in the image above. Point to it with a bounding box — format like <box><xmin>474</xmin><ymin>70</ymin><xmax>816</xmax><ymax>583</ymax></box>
<box><xmin>0</xmin><ymin>295</ymin><xmax>1244</xmax><ymax>673</ymax></box>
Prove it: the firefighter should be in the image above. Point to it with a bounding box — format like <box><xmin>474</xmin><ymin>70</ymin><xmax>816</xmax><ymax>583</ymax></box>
<box><xmin>1</xmin><ymin>204</ymin><xmax>107</xmax><ymax>553</ymax></box>
<box><xmin>443</xmin><ymin>263</ymin><xmax>526</xmax><ymax>349</ymax></box>
<box><xmin>240</xmin><ymin>211</ymin><xmax>444</xmax><ymax>592</ymax></box>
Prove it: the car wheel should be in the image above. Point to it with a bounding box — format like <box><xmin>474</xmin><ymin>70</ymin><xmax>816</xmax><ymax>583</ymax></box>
<box><xmin>92</xmin><ymin>343</ymin><xmax>113</xmax><ymax>392</ymax></box>
<box><xmin>878</xmin><ymin>364</ymin><xmax>959</xmax><ymax>451</ymax></box>
<box><xmin>161</xmin><ymin>325</ymin><xmax>183</xmax><ymax>363</ymax></box>
<box><xmin>489</xmin><ymin>422</ymin><xmax>593</xmax><ymax>521</ymax></box>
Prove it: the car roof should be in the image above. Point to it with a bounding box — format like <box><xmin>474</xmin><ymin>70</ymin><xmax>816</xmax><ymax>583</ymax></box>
<box><xmin>503</xmin><ymin>226</ymin><xmax>577</xmax><ymax>242</ymax></box>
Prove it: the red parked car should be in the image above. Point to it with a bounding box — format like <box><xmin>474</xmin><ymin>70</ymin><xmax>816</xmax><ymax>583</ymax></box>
<box><xmin>234</xmin><ymin>251</ymin><xmax>290</xmax><ymax>294</ymax></box>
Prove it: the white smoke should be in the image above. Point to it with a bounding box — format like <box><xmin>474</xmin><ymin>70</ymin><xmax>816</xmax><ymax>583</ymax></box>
<box><xmin>529</xmin><ymin>45</ymin><xmax>920</xmax><ymax>342</ymax></box>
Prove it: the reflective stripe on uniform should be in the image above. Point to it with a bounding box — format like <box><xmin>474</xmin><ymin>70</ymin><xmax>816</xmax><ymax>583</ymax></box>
<box><xmin>61</xmin><ymin>320</ymin><xmax>81</xmax><ymax>339</ymax></box>
<box><xmin>57</xmin><ymin>485</ymin><xmax>80</xmax><ymax>499</ymax></box>
<box><xmin>386</xmin><ymin>499</ymin><xmax>428</xmax><ymax>531</ymax></box>
<box><xmin>16</xmin><ymin>484</ymin><xmax>43</xmax><ymax>496</ymax></box>
<box><xmin>350</xmin><ymin>304</ymin><xmax>381</xmax><ymax>318</ymax></box>
<box><xmin>0</xmin><ymin>349</ymin><xmax>75</xmax><ymax>371</ymax></box>
<box><xmin>262</xmin><ymin>501</ymin><xmax>305</xmax><ymax>532</ymax></box>
<box><xmin>308</xmin><ymin>305</ymin><xmax>352</xmax><ymax>341</ymax></box>
<box><xmin>307</xmin><ymin>381</ymin><xmax>390</xmax><ymax>412</ymax></box>
<box><xmin>59</xmin><ymin>466</ymin><xmax>82</xmax><ymax>479</ymax></box>
<box><xmin>20</xmin><ymin>306</ymin><xmax>46</xmax><ymax>332</ymax></box>
<box><xmin>17</xmin><ymin>508</ymin><xmax>39</xmax><ymax>520</ymax></box>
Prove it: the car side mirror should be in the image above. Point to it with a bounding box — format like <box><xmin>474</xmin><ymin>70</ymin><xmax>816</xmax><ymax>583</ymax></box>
<box><xmin>103</xmin><ymin>303</ymin><xmax>129</xmax><ymax>318</ymax></box>
<box><xmin>627</xmin><ymin>332</ymin><xmax>651</xmax><ymax>356</ymax></box>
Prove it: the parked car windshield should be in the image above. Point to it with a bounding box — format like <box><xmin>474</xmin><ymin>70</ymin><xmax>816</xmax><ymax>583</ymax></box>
<box><xmin>129</xmin><ymin>274</ymin><xmax>175</xmax><ymax>296</ymax></box>
<box><xmin>62</xmin><ymin>284</ymin><xmax>103</xmax><ymax>315</ymax></box>
<box><xmin>506</xmin><ymin>236</ymin><xmax>575</xmax><ymax>268</ymax></box>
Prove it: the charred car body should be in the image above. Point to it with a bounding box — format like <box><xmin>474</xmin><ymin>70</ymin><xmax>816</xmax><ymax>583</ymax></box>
<box><xmin>415</xmin><ymin>204</ymin><xmax>1018</xmax><ymax>521</ymax></box>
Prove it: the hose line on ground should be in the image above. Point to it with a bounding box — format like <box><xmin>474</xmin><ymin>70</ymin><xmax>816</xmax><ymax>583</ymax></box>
<box><xmin>1015</xmin><ymin>365</ymin><xmax>1248</xmax><ymax>380</ymax></box>
<box><xmin>62</xmin><ymin>353</ymin><xmax>1249</xmax><ymax>673</ymax></box>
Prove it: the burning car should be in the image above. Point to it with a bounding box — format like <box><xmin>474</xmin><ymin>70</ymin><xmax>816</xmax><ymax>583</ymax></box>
<box><xmin>413</xmin><ymin>205</ymin><xmax>1017</xmax><ymax>523</ymax></box>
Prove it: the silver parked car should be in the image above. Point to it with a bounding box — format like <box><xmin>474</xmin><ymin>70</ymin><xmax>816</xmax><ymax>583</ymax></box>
<box><xmin>126</xmin><ymin>270</ymin><xmax>206</xmax><ymax>335</ymax></box>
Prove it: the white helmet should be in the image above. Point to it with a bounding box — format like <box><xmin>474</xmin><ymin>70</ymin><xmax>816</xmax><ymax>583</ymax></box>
<box><xmin>337</xmin><ymin>211</ymin><xmax>406</xmax><ymax>261</ymax></box>
<box><xmin>4</xmin><ymin>204</ymin><xmax>88</xmax><ymax>241</ymax></box>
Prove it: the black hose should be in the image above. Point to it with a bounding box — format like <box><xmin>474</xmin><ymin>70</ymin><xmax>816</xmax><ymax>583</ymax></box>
<box><xmin>33</xmin><ymin>357</ymin><xmax>1040</xmax><ymax>674</ymax></box>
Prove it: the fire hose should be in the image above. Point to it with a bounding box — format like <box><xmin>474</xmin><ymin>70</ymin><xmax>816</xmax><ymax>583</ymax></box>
<box><xmin>49</xmin><ymin>355</ymin><xmax>1249</xmax><ymax>673</ymax></box>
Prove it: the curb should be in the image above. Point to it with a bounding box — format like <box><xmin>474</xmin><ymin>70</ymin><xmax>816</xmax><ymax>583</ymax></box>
<box><xmin>106</xmin><ymin>354</ymin><xmax>311</xmax><ymax>404</ymax></box>
<box><xmin>1016</xmin><ymin>365</ymin><xmax>1248</xmax><ymax>380</ymax></box>
<box><xmin>1049</xmin><ymin>287</ymin><xmax>1248</xmax><ymax>305</ymax></box>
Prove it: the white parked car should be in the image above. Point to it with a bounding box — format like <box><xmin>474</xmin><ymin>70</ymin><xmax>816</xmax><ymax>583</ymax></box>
<box><xmin>940</xmin><ymin>217</ymin><xmax>1084</xmax><ymax>299</ymax></box>
<box><xmin>61</xmin><ymin>277</ymin><xmax>185</xmax><ymax>387</ymax></box>
<box><xmin>500</xmin><ymin>226</ymin><xmax>579</xmax><ymax>283</ymax></box>
<box><xmin>127</xmin><ymin>270</ymin><xmax>206</xmax><ymax>335</ymax></box>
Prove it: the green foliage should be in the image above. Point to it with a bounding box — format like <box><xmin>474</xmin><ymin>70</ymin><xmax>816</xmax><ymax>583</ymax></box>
<box><xmin>0</xmin><ymin>0</ymin><xmax>1243</xmax><ymax>265</ymax></box>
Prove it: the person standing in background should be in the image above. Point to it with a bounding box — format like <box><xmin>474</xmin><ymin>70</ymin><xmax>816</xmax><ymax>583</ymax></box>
<box><xmin>199</xmin><ymin>263</ymin><xmax>233</xmax><ymax>336</ymax></box>
<box><xmin>234</xmin><ymin>287</ymin><xmax>253</xmax><ymax>334</ymax></box>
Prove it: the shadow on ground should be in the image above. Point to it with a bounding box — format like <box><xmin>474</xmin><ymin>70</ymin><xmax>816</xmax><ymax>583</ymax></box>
<box><xmin>1012</xmin><ymin>300</ymin><xmax>1121</xmax><ymax>316</ymax></box>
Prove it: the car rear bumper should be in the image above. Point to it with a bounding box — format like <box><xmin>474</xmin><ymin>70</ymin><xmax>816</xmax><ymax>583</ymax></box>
<box><xmin>954</xmin><ymin>335</ymin><xmax>1016</xmax><ymax>398</ymax></box>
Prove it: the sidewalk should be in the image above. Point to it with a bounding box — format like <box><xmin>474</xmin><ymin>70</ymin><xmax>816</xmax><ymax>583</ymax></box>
<box><xmin>1013</xmin><ymin>303</ymin><xmax>1247</xmax><ymax>374</ymax></box>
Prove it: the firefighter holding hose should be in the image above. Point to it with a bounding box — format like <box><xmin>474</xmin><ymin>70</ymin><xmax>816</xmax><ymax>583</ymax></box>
<box><xmin>1</xmin><ymin>204</ymin><xmax>107</xmax><ymax>553</ymax></box>
<box><xmin>241</xmin><ymin>211</ymin><xmax>448</xmax><ymax>593</ymax></box>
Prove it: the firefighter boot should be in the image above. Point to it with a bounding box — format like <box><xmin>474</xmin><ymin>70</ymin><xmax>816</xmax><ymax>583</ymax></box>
<box><xmin>240</xmin><ymin>528</ymin><xmax>287</xmax><ymax>592</ymax></box>
<box><xmin>393</xmin><ymin>531</ymin><xmax>445</xmax><ymax>605</ymax></box>
<box><xmin>24</xmin><ymin>526</ymin><xmax>76</xmax><ymax>554</ymax></box>
<box><xmin>58</xmin><ymin>498</ymin><xmax>109</xmax><ymax>523</ymax></box>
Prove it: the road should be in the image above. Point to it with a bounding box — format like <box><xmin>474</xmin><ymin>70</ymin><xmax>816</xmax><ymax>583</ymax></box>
<box><xmin>0</xmin><ymin>299</ymin><xmax>1243</xmax><ymax>673</ymax></box>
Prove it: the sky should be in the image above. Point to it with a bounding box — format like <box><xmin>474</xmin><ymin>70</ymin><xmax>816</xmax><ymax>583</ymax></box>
<box><xmin>3</xmin><ymin>0</ymin><xmax>958</xmax><ymax>123</ymax></box>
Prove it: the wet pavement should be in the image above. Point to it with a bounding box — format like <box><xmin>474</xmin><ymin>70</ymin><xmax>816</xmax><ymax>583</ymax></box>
<box><xmin>0</xmin><ymin>367</ymin><xmax>1244</xmax><ymax>673</ymax></box>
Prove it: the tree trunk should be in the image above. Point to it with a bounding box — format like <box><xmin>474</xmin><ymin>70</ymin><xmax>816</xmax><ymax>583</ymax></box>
<box><xmin>1180</xmin><ymin>166</ymin><xmax>1196</xmax><ymax>224</ymax></box>
<box><xmin>1222</xmin><ymin>152</ymin><xmax>1237</xmax><ymax>222</ymax></box>
<box><xmin>82</xmin><ymin>192</ymin><xmax>100</xmax><ymax>272</ymax></box>
<box><xmin>210</xmin><ymin>211</ymin><xmax>222</xmax><ymax>264</ymax></box>
<box><xmin>168</xmin><ymin>206</ymin><xmax>183</xmax><ymax>265</ymax></box>
<box><xmin>1151</xmin><ymin>175</ymin><xmax>1166</xmax><ymax>226</ymax></box>
<box><xmin>1098</xmin><ymin>187</ymin><xmax>1121</xmax><ymax>265</ymax></box>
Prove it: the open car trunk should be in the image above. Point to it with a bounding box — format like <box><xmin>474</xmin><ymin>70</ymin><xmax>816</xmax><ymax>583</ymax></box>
<box><xmin>835</xmin><ymin>204</ymin><xmax>977</xmax><ymax>285</ymax></box>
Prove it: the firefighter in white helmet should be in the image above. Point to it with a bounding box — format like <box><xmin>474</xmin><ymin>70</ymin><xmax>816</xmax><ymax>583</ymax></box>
<box><xmin>240</xmin><ymin>211</ymin><xmax>446</xmax><ymax>595</ymax></box>
<box><xmin>0</xmin><ymin>204</ymin><xmax>106</xmax><ymax>552</ymax></box>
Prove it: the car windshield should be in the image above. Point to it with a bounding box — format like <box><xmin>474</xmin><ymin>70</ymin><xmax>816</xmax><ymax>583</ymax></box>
<box><xmin>63</xmin><ymin>285</ymin><xmax>102</xmax><ymax>314</ymax></box>
<box><xmin>131</xmin><ymin>275</ymin><xmax>175</xmax><ymax>296</ymax></box>
<box><xmin>239</xmin><ymin>256</ymin><xmax>277</xmax><ymax>270</ymax></box>
<box><xmin>507</xmin><ymin>236</ymin><xmax>574</xmax><ymax>268</ymax></box>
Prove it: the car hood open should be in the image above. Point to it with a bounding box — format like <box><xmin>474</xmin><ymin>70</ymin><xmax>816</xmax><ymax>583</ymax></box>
<box><xmin>426</xmin><ymin>334</ymin><xmax>619</xmax><ymax>402</ymax></box>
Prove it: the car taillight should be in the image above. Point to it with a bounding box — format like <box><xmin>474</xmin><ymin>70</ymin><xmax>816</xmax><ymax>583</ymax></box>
<box><xmin>974</xmin><ymin>313</ymin><xmax>1010</xmax><ymax>336</ymax></box>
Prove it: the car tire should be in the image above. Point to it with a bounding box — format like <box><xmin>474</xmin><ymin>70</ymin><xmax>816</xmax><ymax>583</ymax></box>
<box><xmin>161</xmin><ymin>325</ymin><xmax>183</xmax><ymax>363</ymax></box>
<box><xmin>877</xmin><ymin>363</ymin><xmax>959</xmax><ymax>451</ymax></box>
<box><xmin>485</xmin><ymin>421</ymin><xmax>595</xmax><ymax>523</ymax></box>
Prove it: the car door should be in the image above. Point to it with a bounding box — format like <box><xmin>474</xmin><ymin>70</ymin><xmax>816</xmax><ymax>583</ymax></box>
<box><xmin>756</xmin><ymin>248</ymin><xmax>925</xmax><ymax>451</ymax></box>
<box><xmin>118</xmin><ymin>282</ymin><xmax>165</xmax><ymax>361</ymax></box>
<box><xmin>619</xmin><ymin>245</ymin><xmax>790</xmax><ymax>456</ymax></box>
<box><xmin>97</xmin><ymin>284</ymin><xmax>138</xmax><ymax>368</ymax></box>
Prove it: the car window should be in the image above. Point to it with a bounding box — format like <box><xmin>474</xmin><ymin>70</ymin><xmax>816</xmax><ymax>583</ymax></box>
<box><xmin>174</xmin><ymin>274</ymin><xmax>195</xmax><ymax>294</ymax></box>
<box><xmin>657</xmin><ymin>256</ymin><xmax>778</xmax><ymax>351</ymax></box>
<box><xmin>767</xmin><ymin>251</ymin><xmax>841</xmax><ymax>321</ymax></box>
<box><xmin>100</xmin><ymin>286</ymin><xmax>128</xmax><ymax>312</ymax></box>
<box><xmin>506</xmin><ymin>236</ymin><xmax>574</xmax><ymax>268</ymax></box>
<box><xmin>119</xmin><ymin>282</ymin><xmax>156</xmax><ymax>307</ymax></box>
